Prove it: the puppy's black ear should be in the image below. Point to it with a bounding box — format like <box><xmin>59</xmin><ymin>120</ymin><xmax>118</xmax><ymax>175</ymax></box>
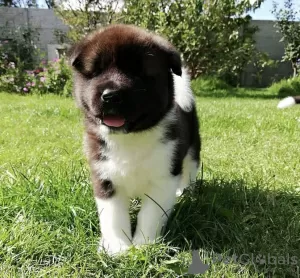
<box><xmin>168</xmin><ymin>50</ymin><xmax>182</xmax><ymax>76</ymax></box>
<box><xmin>155</xmin><ymin>40</ymin><xmax>182</xmax><ymax>76</ymax></box>
<box><xmin>67</xmin><ymin>43</ymin><xmax>84</xmax><ymax>72</ymax></box>
<box><xmin>152</xmin><ymin>32</ymin><xmax>182</xmax><ymax>76</ymax></box>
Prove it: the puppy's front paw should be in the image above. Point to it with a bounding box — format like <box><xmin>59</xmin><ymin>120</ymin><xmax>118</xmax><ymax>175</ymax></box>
<box><xmin>132</xmin><ymin>233</ymin><xmax>158</xmax><ymax>247</ymax></box>
<box><xmin>98</xmin><ymin>237</ymin><xmax>132</xmax><ymax>256</ymax></box>
<box><xmin>176</xmin><ymin>188</ymin><xmax>184</xmax><ymax>197</ymax></box>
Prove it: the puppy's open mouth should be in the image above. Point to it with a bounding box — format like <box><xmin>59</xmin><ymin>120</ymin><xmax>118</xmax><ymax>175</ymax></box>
<box><xmin>102</xmin><ymin>115</ymin><xmax>126</xmax><ymax>128</ymax></box>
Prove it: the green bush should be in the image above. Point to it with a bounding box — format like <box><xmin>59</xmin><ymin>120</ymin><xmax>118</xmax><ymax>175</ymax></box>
<box><xmin>0</xmin><ymin>27</ymin><xmax>73</xmax><ymax>96</ymax></box>
<box><xmin>0</xmin><ymin>57</ymin><xmax>73</xmax><ymax>96</ymax></box>
<box><xmin>191</xmin><ymin>76</ymin><xmax>233</xmax><ymax>93</ymax></box>
<box><xmin>24</xmin><ymin>58</ymin><xmax>73</xmax><ymax>96</ymax></box>
<box><xmin>123</xmin><ymin>0</ymin><xmax>268</xmax><ymax>84</ymax></box>
<box><xmin>0</xmin><ymin>27</ymin><xmax>40</xmax><ymax>93</ymax></box>
<box><xmin>272</xmin><ymin>0</ymin><xmax>300</xmax><ymax>78</ymax></box>
<box><xmin>268</xmin><ymin>76</ymin><xmax>300</xmax><ymax>97</ymax></box>
<box><xmin>0</xmin><ymin>56</ymin><xmax>28</xmax><ymax>93</ymax></box>
<box><xmin>0</xmin><ymin>27</ymin><xmax>40</xmax><ymax>71</ymax></box>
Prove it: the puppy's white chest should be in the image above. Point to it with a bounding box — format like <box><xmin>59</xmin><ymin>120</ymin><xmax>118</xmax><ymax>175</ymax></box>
<box><xmin>96</xmin><ymin>127</ymin><xmax>176</xmax><ymax>197</ymax></box>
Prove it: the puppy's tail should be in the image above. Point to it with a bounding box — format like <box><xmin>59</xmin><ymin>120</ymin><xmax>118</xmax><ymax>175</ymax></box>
<box><xmin>277</xmin><ymin>96</ymin><xmax>300</xmax><ymax>109</ymax></box>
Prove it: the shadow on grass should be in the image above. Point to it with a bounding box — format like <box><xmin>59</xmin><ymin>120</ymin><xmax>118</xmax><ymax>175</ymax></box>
<box><xmin>4</xmin><ymin>165</ymin><xmax>299</xmax><ymax>276</ymax></box>
<box><xmin>166</xmin><ymin>179</ymin><xmax>300</xmax><ymax>276</ymax></box>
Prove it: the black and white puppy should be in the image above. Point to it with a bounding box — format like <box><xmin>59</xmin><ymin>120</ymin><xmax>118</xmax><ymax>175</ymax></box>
<box><xmin>277</xmin><ymin>96</ymin><xmax>300</xmax><ymax>109</ymax></box>
<box><xmin>69</xmin><ymin>24</ymin><xmax>201</xmax><ymax>255</ymax></box>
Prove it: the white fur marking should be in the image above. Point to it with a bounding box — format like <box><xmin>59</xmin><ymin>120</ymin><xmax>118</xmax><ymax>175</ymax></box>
<box><xmin>96</xmin><ymin>110</ymin><xmax>177</xmax><ymax>197</ymax></box>
<box><xmin>176</xmin><ymin>150</ymin><xmax>198</xmax><ymax>196</ymax></box>
<box><xmin>173</xmin><ymin>68</ymin><xmax>195</xmax><ymax>112</ymax></box>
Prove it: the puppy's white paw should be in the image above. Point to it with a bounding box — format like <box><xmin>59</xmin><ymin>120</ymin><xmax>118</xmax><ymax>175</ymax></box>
<box><xmin>98</xmin><ymin>237</ymin><xmax>132</xmax><ymax>256</ymax></box>
<box><xmin>176</xmin><ymin>188</ymin><xmax>183</xmax><ymax>197</ymax></box>
<box><xmin>132</xmin><ymin>236</ymin><xmax>148</xmax><ymax>247</ymax></box>
<box><xmin>132</xmin><ymin>233</ymin><xmax>158</xmax><ymax>247</ymax></box>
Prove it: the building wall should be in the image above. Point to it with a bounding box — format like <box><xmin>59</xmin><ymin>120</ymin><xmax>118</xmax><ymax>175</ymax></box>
<box><xmin>0</xmin><ymin>7</ymin><xmax>69</xmax><ymax>60</ymax></box>
<box><xmin>241</xmin><ymin>20</ymin><xmax>293</xmax><ymax>87</ymax></box>
<box><xmin>0</xmin><ymin>7</ymin><xmax>294</xmax><ymax>86</ymax></box>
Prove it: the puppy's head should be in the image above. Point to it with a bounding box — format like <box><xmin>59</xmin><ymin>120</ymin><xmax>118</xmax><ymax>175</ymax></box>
<box><xmin>68</xmin><ymin>24</ymin><xmax>182</xmax><ymax>133</ymax></box>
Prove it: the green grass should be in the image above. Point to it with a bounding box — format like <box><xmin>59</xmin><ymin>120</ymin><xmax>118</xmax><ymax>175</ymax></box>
<box><xmin>0</xmin><ymin>90</ymin><xmax>300</xmax><ymax>277</ymax></box>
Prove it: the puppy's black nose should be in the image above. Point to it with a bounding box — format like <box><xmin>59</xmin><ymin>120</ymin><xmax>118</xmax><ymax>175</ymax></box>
<box><xmin>101</xmin><ymin>91</ymin><xmax>122</xmax><ymax>104</ymax></box>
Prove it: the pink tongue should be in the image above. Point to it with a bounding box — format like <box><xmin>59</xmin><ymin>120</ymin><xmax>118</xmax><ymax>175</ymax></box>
<box><xmin>103</xmin><ymin>116</ymin><xmax>125</xmax><ymax>127</ymax></box>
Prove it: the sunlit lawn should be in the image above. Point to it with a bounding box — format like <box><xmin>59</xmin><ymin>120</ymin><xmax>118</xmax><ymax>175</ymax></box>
<box><xmin>0</xmin><ymin>89</ymin><xmax>299</xmax><ymax>277</ymax></box>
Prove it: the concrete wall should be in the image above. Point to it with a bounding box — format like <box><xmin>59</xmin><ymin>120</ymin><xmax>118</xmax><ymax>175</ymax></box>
<box><xmin>0</xmin><ymin>7</ymin><xmax>293</xmax><ymax>86</ymax></box>
<box><xmin>241</xmin><ymin>20</ymin><xmax>293</xmax><ymax>87</ymax></box>
<box><xmin>0</xmin><ymin>7</ymin><xmax>69</xmax><ymax>60</ymax></box>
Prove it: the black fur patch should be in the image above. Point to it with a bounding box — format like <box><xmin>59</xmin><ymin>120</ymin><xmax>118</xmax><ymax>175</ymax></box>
<box><xmin>93</xmin><ymin>179</ymin><xmax>115</xmax><ymax>199</ymax></box>
<box><xmin>162</xmin><ymin>121</ymin><xmax>178</xmax><ymax>143</ymax></box>
<box><xmin>161</xmin><ymin>104</ymin><xmax>201</xmax><ymax>177</ymax></box>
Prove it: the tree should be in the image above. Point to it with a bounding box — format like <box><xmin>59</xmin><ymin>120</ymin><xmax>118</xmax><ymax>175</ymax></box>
<box><xmin>123</xmin><ymin>0</ymin><xmax>266</xmax><ymax>83</ymax></box>
<box><xmin>44</xmin><ymin>0</ymin><xmax>55</xmax><ymax>9</ymax></box>
<box><xmin>272</xmin><ymin>0</ymin><xmax>300</xmax><ymax>77</ymax></box>
<box><xmin>0</xmin><ymin>0</ymin><xmax>37</xmax><ymax>7</ymax></box>
<box><xmin>55</xmin><ymin>0</ymin><xmax>122</xmax><ymax>42</ymax></box>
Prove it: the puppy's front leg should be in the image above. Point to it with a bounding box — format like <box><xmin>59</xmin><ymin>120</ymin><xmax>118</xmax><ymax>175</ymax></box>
<box><xmin>133</xmin><ymin>179</ymin><xmax>178</xmax><ymax>245</ymax></box>
<box><xmin>95</xmin><ymin>190</ymin><xmax>132</xmax><ymax>255</ymax></box>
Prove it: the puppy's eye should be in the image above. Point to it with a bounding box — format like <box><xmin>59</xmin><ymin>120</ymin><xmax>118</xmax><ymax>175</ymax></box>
<box><xmin>92</xmin><ymin>70</ymin><xmax>101</xmax><ymax>77</ymax></box>
<box><xmin>90</xmin><ymin>57</ymin><xmax>105</xmax><ymax>78</ymax></box>
<box><xmin>84</xmin><ymin>69</ymin><xmax>102</xmax><ymax>79</ymax></box>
